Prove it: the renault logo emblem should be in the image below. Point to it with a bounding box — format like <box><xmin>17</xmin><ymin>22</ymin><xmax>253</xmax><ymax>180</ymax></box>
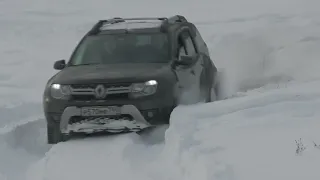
<box><xmin>94</xmin><ymin>85</ymin><xmax>106</xmax><ymax>99</ymax></box>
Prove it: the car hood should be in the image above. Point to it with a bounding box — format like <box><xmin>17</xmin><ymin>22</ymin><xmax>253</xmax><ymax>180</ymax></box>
<box><xmin>52</xmin><ymin>63</ymin><xmax>174</xmax><ymax>84</ymax></box>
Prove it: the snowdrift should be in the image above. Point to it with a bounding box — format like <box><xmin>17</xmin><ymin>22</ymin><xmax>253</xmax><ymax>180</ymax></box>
<box><xmin>0</xmin><ymin>109</ymin><xmax>51</xmax><ymax>180</ymax></box>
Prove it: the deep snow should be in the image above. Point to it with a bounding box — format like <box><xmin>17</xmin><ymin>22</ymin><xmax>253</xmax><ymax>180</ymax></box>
<box><xmin>26</xmin><ymin>81</ymin><xmax>320</xmax><ymax>180</ymax></box>
<box><xmin>1</xmin><ymin>0</ymin><xmax>320</xmax><ymax>180</ymax></box>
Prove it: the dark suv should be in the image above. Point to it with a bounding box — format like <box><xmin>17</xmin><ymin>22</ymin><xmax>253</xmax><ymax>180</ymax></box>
<box><xmin>43</xmin><ymin>15</ymin><xmax>220</xmax><ymax>144</ymax></box>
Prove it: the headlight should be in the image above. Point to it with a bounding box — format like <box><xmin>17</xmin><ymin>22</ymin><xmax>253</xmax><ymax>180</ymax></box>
<box><xmin>50</xmin><ymin>84</ymin><xmax>71</xmax><ymax>99</ymax></box>
<box><xmin>131</xmin><ymin>80</ymin><xmax>158</xmax><ymax>97</ymax></box>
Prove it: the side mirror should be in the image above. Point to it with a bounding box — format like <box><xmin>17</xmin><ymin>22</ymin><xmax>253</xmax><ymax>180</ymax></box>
<box><xmin>175</xmin><ymin>55</ymin><xmax>195</xmax><ymax>66</ymax></box>
<box><xmin>54</xmin><ymin>60</ymin><xmax>66</xmax><ymax>70</ymax></box>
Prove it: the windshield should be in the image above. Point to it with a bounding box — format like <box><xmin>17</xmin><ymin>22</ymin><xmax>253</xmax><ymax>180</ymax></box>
<box><xmin>69</xmin><ymin>33</ymin><xmax>169</xmax><ymax>65</ymax></box>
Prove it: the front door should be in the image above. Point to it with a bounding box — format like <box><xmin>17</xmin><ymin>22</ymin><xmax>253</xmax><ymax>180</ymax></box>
<box><xmin>174</xmin><ymin>28</ymin><xmax>204</xmax><ymax>104</ymax></box>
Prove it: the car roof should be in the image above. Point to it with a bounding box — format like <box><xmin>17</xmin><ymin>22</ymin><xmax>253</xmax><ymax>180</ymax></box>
<box><xmin>100</xmin><ymin>20</ymin><xmax>163</xmax><ymax>30</ymax></box>
<box><xmin>88</xmin><ymin>16</ymin><xmax>189</xmax><ymax>35</ymax></box>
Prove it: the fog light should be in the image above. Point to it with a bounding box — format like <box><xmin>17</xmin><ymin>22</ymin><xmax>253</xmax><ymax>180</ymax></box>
<box><xmin>52</xmin><ymin>115</ymin><xmax>61</xmax><ymax>121</ymax></box>
<box><xmin>44</xmin><ymin>97</ymin><xmax>50</xmax><ymax>103</ymax></box>
<box><xmin>147</xmin><ymin>111</ymin><xmax>154</xmax><ymax>118</ymax></box>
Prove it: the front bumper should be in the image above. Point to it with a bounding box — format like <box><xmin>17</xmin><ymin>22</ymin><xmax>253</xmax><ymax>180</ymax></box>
<box><xmin>59</xmin><ymin>105</ymin><xmax>153</xmax><ymax>134</ymax></box>
<box><xmin>43</xmin><ymin>81</ymin><xmax>176</xmax><ymax>134</ymax></box>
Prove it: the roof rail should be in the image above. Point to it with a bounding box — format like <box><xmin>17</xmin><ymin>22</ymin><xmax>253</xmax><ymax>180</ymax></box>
<box><xmin>159</xmin><ymin>15</ymin><xmax>188</xmax><ymax>32</ymax></box>
<box><xmin>110</xmin><ymin>16</ymin><xmax>186</xmax><ymax>24</ymax></box>
<box><xmin>111</xmin><ymin>17</ymin><xmax>168</xmax><ymax>21</ymax></box>
<box><xmin>167</xmin><ymin>15</ymin><xmax>188</xmax><ymax>23</ymax></box>
<box><xmin>87</xmin><ymin>20</ymin><xmax>108</xmax><ymax>35</ymax></box>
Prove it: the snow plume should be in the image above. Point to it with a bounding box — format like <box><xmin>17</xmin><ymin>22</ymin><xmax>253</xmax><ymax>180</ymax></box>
<box><xmin>212</xmin><ymin>34</ymin><xmax>276</xmax><ymax>98</ymax></box>
<box><xmin>208</xmin><ymin>17</ymin><xmax>320</xmax><ymax>98</ymax></box>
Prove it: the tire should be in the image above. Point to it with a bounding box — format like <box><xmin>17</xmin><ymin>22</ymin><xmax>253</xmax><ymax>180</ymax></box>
<box><xmin>47</xmin><ymin>122</ymin><xmax>70</xmax><ymax>144</ymax></box>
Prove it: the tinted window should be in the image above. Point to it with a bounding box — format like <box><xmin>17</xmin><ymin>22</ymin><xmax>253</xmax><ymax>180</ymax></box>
<box><xmin>69</xmin><ymin>33</ymin><xmax>169</xmax><ymax>65</ymax></box>
<box><xmin>177</xmin><ymin>35</ymin><xmax>186</xmax><ymax>59</ymax></box>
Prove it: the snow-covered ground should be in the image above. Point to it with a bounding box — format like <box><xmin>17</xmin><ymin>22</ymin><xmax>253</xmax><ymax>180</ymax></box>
<box><xmin>27</xmin><ymin>81</ymin><xmax>320</xmax><ymax>180</ymax></box>
<box><xmin>1</xmin><ymin>0</ymin><xmax>320</xmax><ymax>180</ymax></box>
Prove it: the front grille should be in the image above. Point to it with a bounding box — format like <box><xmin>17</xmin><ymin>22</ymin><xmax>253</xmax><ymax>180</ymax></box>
<box><xmin>69</xmin><ymin>82</ymin><xmax>132</xmax><ymax>101</ymax></box>
<box><xmin>70</xmin><ymin>84</ymin><xmax>97</xmax><ymax>89</ymax></box>
<box><xmin>71</xmin><ymin>93</ymin><xmax>129</xmax><ymax>101</ymax></box>
<box><xmin>70</xmin><ymin>83</ymin><xmax>132</xmax><ymax>89</ymax></box>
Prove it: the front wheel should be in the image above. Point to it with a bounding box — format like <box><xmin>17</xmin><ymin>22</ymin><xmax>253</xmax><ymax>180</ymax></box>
<box><xmin>47</xmin><ymin>122</ymin><xmax>70</xmax><ymax>144</ymax></box>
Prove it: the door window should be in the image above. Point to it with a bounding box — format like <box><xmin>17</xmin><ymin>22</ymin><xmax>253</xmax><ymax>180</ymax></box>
<box><xmin>176</xmin><ymin>29</ymin><xmax>197</xmax><ymax>60</ymax></box>
<box><xmin>177</xmin><ymin>34</ymin><xmax>186</xmax><ymax>60</ymax></box>
<box><xmin>184</xmin><ymin>35</ymin><xmax>197</xmax><ymax>56</ymax></box>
